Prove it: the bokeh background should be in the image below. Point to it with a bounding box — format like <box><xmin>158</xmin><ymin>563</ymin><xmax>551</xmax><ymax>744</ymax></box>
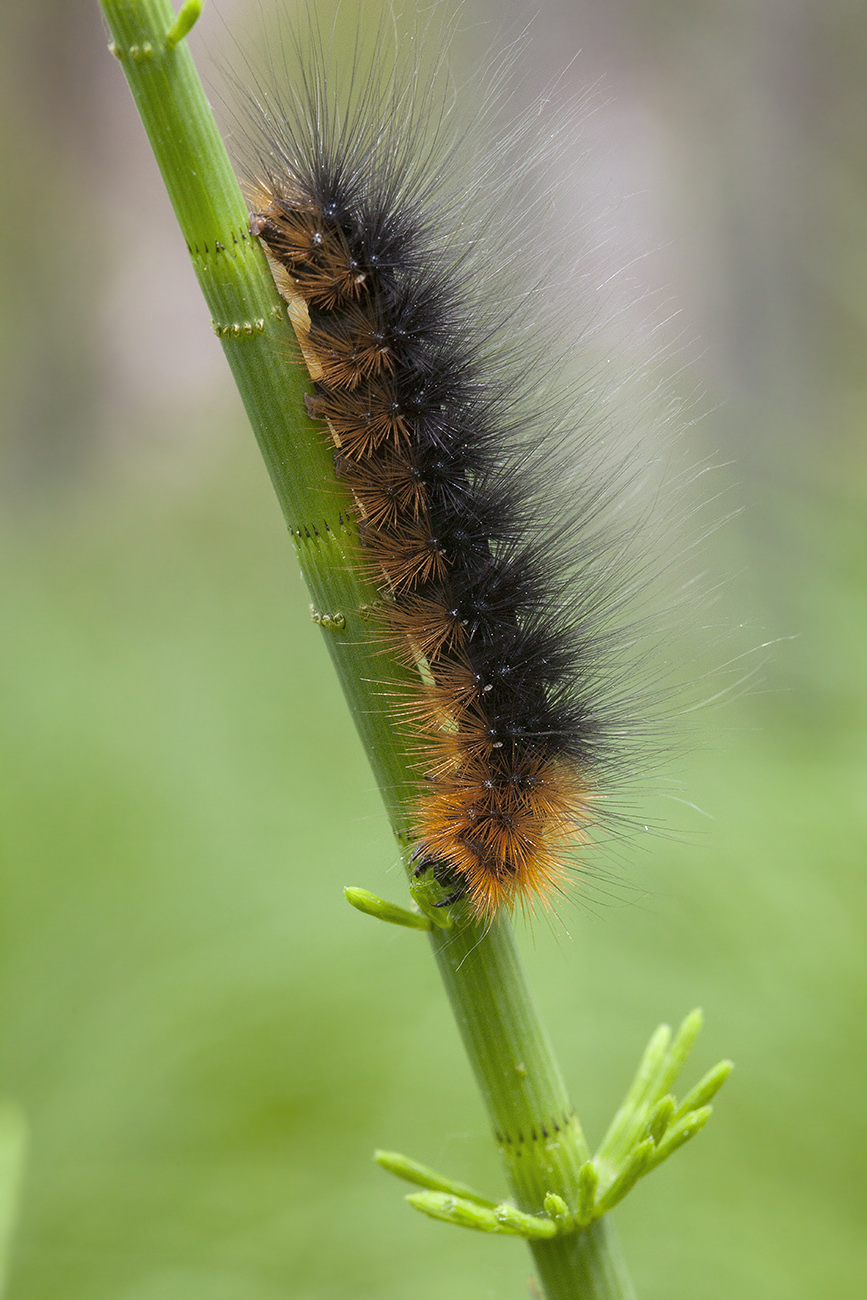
<box><xmin>1</xmin><ymin>0</ymin><xmax>865</xmax><ymax>1297</ymax></box>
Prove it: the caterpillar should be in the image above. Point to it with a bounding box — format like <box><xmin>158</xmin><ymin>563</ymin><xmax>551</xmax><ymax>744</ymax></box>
<box><xmin>240</xmin><ymin>10</ymin><xmax>684</xmax><ymax>921</ymax></box>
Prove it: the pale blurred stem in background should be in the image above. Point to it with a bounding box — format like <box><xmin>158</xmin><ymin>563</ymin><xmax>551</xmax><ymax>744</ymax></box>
<box><xmin>0</xmin><ymin>1107</ymin><xmax>27</xmax><ymax>1300</ymax></box>
<box><xmin>96</xmin><ymin>1</ymin><xmax>648</xmax><ymax>1296</ymax></box>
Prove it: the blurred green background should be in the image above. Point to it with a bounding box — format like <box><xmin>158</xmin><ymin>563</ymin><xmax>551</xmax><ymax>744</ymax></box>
<box><xmin>1</xmin><ymin>0</ymin><xmax>865</xmax><ymax>1296</ymax></box>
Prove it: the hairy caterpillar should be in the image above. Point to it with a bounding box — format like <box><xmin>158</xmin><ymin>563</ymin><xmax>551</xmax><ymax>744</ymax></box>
<box><xmin>239</xmin><ymin>9</ymin><xmax>688</xmax><ymax>921</ymax></box>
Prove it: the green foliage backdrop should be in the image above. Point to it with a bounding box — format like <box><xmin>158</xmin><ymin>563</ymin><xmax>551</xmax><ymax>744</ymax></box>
<box><xmin>0</xmin><ymin>1</ymin><xmax>865</xmax><ymax>1296</ymax></box>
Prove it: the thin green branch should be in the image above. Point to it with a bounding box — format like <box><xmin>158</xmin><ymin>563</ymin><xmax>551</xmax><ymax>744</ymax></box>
<box><xmin>344</xmin><ymin>887</ymin><xmax>434</xmax><ymax>930</ymax></box>
<box><xmin>375</xmin><ymin>1150</ymin><xmax>495</xmax><ymax>1205</ymax></box>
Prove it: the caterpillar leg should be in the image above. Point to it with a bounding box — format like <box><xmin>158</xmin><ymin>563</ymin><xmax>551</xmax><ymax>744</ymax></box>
<box><xmin>411</xmin><ymin>852</ymin><xmax>467</xmax><ymax>909</ymax></box>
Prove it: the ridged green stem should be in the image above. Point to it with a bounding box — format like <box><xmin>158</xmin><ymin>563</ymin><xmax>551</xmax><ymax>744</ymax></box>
<box><xmin>430</xmin><ymin>917</ymin><xmax>636</xmax><ymax>1298</ymax></box>
<box><xmin>100</xmin><ymin>0</ymin><xmax>418</xmax><ymax>819</ymax></box>
<box><xmin>97</xmin><ymin>3</ymin><xmax>637</xmax><ymax>1295</ymax></box>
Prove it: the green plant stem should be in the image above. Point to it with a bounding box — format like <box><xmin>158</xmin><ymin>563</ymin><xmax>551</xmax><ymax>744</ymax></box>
<box><xmin>430</xmin><ymin>916</ymin><xmax>636</xmax><ymax>1298</ymax></box>
<box><xmin>100</xmin><ymin>0</ymin><xmax>419</xmax><ymax>820</ymax></box>
<box><xmin>98</xmin><ymin>3</ymin><xmax>637</xmax><ymax>1295</ymax></box>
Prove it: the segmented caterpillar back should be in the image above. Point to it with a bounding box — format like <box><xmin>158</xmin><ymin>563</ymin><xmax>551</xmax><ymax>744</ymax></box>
<box><xmin>243</xmin><ymin>20</ymin><xmax>685</xmax><ymax>919</ymax></box>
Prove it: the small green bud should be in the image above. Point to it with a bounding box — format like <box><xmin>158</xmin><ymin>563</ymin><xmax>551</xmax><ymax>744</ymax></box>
<box><xmin>494</xmin><ymin>1203</ymin><xmax>557</xmax><ymax>1240</ymax></box>
<box><xmin>595</xmin><ymin>1139</ymin><xmax>654</xmax><ymax>1215</ymax></box>
<box><xmin>595</xmin><ymin>1023</ymin><xmax>671</xmax><ymax>1167</ymax></box>
<box><xmin>165</xmin><ymin>0</ymin><xmax>202</xmax><ymax>50</ymax></box>
<box><xmin>645</xmin><ymin>1095</ymin><xmax>675</xmax><ymax>1145</ymax></box>
<box><xmin>374</xmin><ymin>1150</ymin><xmax>493</xmax><ymax>1206</ymax></box>
<box><xmin>407</xmin><ymin>1193</ymin><xmax>504</xmax><ymax>1234</ymax></box>
<box><xmin>407</xmin><ymin>1192</ymin><xmax>557</xmax><ymax>1240</ymax></box>
<box><xmin>639</xmin><ymin>1024</ymin><xmax>673</xmax><ymax>1091</ymax></box>
<box><xmin>575</xmin><ymin>1161</ymin><xmax>598</xmax><ymax>1226</ymax></box>
<box><xmin>344</xmin><ymin>887</ymin><xmax>432</xmax><ymax>930</ymax></box>
<box><xmin>658</xmin><ymin>1009</ymin><xmax>704</xmax><ymax>1096</ymax></box>
<box><xmin>648</xmin><ymin>1106</ymin><xmax>712</xmax><ymax>1170</ymax></box>
<box><xmin>672</xmin><ymin>1060</ymin><xmax>734</xmax><ymax>1123</ymax></box>
<box><xmin>543</xmin><ymin>1191</ymin><xmax>570</xmax><ymax>1221</ymax></box>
